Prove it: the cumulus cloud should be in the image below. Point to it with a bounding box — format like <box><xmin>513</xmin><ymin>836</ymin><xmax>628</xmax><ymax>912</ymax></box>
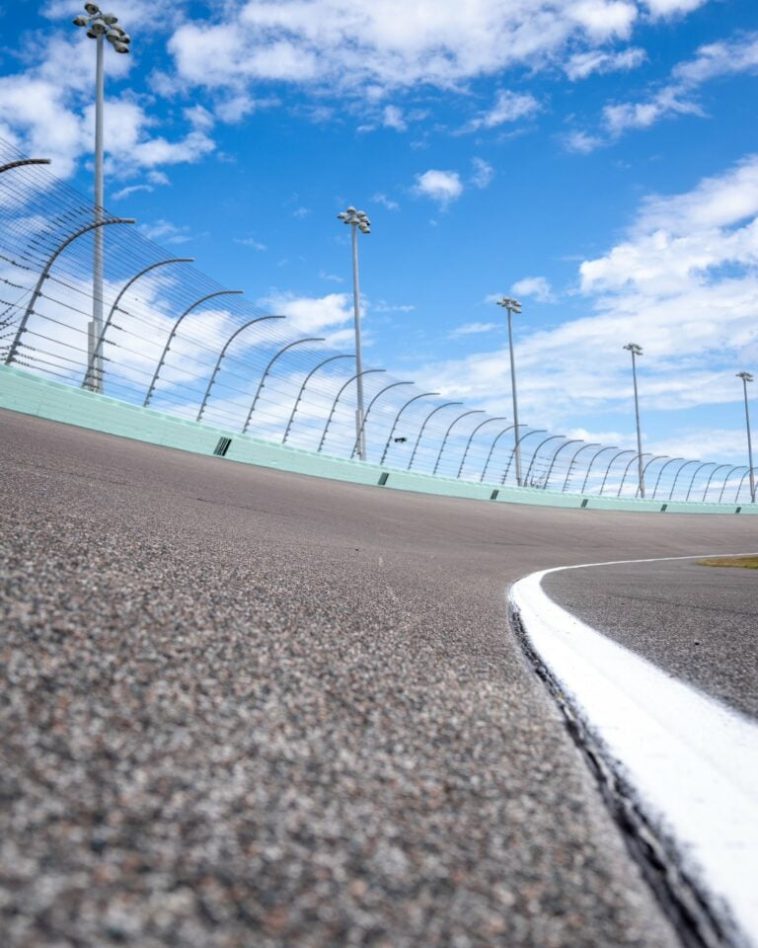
<box><xmin>565</xmin><ymin>46</ymin><xmax>646</xmax><ymax>80</ymax></box>
<box><xmin>464</xmin><ymin>90</ymin><xmax>540</xmax><ymax>132</ymax></box>
<box><xmin>167</xmin><ymin>0</ymin><xmax>650</xmax><ymax>96</ymax></box>
<box><xmin>574</xmin><ymin>32</ymin><xmax>758</xmax><ymax>147</ymax></box>
<box><xmin>413</xmin><ymin>169</ymin><xmax>464</xmax><ymax>206</ymax></box>
<box><xmin>408</xmin><ymin>156</ymin><xmax>758</xmax><ymax>430</ymax></box>
<box><xmin>470</xmin><ymin>158</ymin><xmax>495</xmax><ymax>189</ymax></box>
<box><xmin>511</xmin><ymin>276</ymin><xmax>556</xmax><ymax>303</ymax></box>
<box><xmin>0</xmin><ymin>29</ymin><xmax>214</xmax><ymax>181</ymax></box>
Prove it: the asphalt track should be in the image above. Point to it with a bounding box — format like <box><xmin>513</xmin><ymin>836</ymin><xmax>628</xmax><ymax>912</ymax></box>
<box><xmin>1</xmin><ymin>407</ymin><xmax>756</xmax><ymax>947</ymax></box>
<box><xmin>542</xmin><ymin>559</ymin><xmax>758</xmax><ymax>721</ymax></box>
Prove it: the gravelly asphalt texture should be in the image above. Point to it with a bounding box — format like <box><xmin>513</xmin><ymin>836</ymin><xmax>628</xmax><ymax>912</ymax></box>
<box><xmin>2</xmin><ymin>409</ymin><xmax>756</xmax><ymax>947</ymax></box>
<box><xmin>541</xmin><ymin>558</ymin><xmax>758</xmax><ymax>720</ymax></box>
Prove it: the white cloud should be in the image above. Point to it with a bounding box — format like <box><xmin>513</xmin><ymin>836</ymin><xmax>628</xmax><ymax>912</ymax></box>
<box><xmin>382</xmin><ymin>105</ymin><xmax>407</xmax><ymax>131</ymax></box>
<box><xmin>167</xmin><ymin>0</ymin><xmax>651</xmax><ymax>96</ymax></box>
<box><xmin>406</xmin><ymin>156</ymin><xmax>758</xmax><ymax>428</ymax></box>
<box><xmin>373</xmin><ymin>192</ymin><xmax>399</xmax><ymax>211</ymax></box>
<box><xmin>257</xmin><ymin>291</ymin><xmax>354</xmax><ymax>336</ymax></box>
<box><xmin>642</xmin><ymin>0</ymin><xmax>708</xmax><ymax>18</ymax></box>
<box><xmin>565</xmin><ymin>46</ymin><xmax>646</xmax><ymax>80</ymax></box>
<box><xmin>112</xmin><ymin>183</ymin><xmax>154</xmax><ymax>201</ymax></box>
<box><xmin>512</xmin><ymin>276</ymin><xmax>556</xmax><ymax>303</ymax></box>
<box><xmin>235</xmin><ymin>236</ymin><xmax>268</xmax><ymax>251</ymax></box>
<box><xmin>413</xmin><ymin>169</ymin><xmax>464</xmax><ymax>206</ymax></box>
<box><xmin>0</xmin><ymin>30</ymin><xmax>215</xmax><ymax>181</ymax></box>
<box><xmin>449</xmin><ymin>322</ymin><xmax>499</xmax><ymax>338</ymax></box>
<box><xmin>465</xmin><ymin>90</ymin><xmax>540</xmax><ymax>132</ymax></box>
<box><xmin>603</xmin><ymin>32</ymin><xmax>758</xmax><ymax>138</ymax></box>
<box><xmin>470</xmin><ymin>158</ymin><xmax>495</xmax><ymax>189</ymax></box>
<box><xmin>139</xmin><ymin>219</ymin><xmax>193</xmax><ymax>244</ymax></box>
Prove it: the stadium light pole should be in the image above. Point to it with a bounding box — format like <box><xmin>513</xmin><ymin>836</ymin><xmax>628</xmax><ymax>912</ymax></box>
<box><xmin>496</xmin><ymin>296</ymin><xmax>524</xmax><ymax>485</ymax></box>
<box><xmin>737</xmin><ymin>371</ymin><xmax>755</xmax><ymax>502</ymax></box>
<box><xmin>623</xmin><ymin>342</ymin><xmax>645</xmax><ymax>498</ymax></box>
<box><xmin>73</xmin><ymin>4</ymin><xmax>131</xmax><ymax>393</ymax></box>
<box><xmin>338</xmin><ymin>206</ymin><xmax>370</xmax><ymax>460</ymax></box>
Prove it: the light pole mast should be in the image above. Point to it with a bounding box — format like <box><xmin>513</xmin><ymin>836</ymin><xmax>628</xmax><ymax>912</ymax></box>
<box><xmin>737</xmin><ymin>371</ymin><xmax>755</xmax><ymax>503</ymax></box>
<box><xmin>73</xmin><ymin>4</ymin><xmax>130</xmax><ymax>392</ymax></box>
<box><xmin>337</xmin><ymin>206</ymin><xmax>370</xmax><ymax>460</ymax></box>
<box><xmin>623</xmin><ymin>342</ymin><xmax>645</xmax><ymax>498</ymax></box>
<box><xmin>496</xmin><ymin>296</ymin><xmax>523</xmax><ymax>485</ymax></box>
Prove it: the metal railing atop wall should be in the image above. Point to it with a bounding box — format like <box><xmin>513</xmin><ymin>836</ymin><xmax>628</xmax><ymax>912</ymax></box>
<box><xmin>0</xmin><ymin>138</ymin><xmax>752</xmax><ymax>504</ymax></box>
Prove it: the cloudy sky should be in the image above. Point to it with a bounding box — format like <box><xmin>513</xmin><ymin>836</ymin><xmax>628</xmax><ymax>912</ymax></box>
<box><xmin>2</xmin><ymin>0</ymin><xmax>757</xmax><ymax>463</ymax></box>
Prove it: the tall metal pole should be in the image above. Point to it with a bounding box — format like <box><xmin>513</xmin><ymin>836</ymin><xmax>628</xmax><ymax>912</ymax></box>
<box><xmin>90</xmin><ymin>33</ymin><xmax>105</xmax><ymax>392</ymax></box>
<box><xmin>737</xmin><ymin>372</ymin><xmax>755</xmax><ymax>502</ymax></box>
<box><xmin>623</xmin><ymin>342</ymin><xmax>645</xmax><ymax>497</ymax></box>
<box><xmin>73</xmin><ymin>5</ymin><xmax>132</xmax><ymax>391</ymax></box>
<box><xmin>496</xmin><ymin>297</ymin><xmax>524</xmax><ymax>485</ymax></box>
<box><xmin>617</xmin><ymin>452</ymin><xmax>649</xmax><ymax>498</ymax></box>
<box><xmin>338</xmin><ymin>207</ymin><xmax>370</xmax><ymax>460</ymax></box>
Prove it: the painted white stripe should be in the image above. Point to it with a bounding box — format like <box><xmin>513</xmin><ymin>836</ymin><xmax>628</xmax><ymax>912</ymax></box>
<box><xmin>509</xmin><ymin>555</ymin><xmax>758</xmax><ymax>947</ymax></box>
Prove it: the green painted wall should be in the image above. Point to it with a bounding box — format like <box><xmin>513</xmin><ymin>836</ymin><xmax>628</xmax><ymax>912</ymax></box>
<box><xmin>1</xmin><ymin>365</ymin><xmax>752</xmax><ymax>515</ymax></box>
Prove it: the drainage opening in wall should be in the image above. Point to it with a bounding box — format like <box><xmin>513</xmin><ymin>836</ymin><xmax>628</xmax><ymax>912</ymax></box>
<box><xmin>213</xmin><ymin>437</ymin><xmax>232</xmax><ymax>457</ymax></box>
<box><xmin>378</xmin><ymin>472</ymin><xmax>389</xmax><ymax>486</ymax></box>
<box><xmin>580</xmin><ymin>498</ymin><xmax>588</xmax><ymax>508</ymax></box>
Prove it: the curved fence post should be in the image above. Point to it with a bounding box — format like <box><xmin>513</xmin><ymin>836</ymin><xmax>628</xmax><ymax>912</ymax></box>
<box><xmin>0</xmin><ymin>158</ymin><xmax>51</xmax><ymax>175</ymax></box>
<box><xmin>380</xmin><ymin>392</ymin><xmax>439</xmax><ymax>466</ymax></box>
<box><xmin>197</xmin><ymin>315</ymin><xmax>286</xmax><ymax>422</ymax></box>
<box><xmin>617</xmin><ymin>452</ymin><xmax>649</xmax><ymax>497</ymax></box>
<box><xmin>718</xmin><ymin>465</ymin><xmax>745</xmax><ymax>504</ymax></box>
<box><xmin>242</xmin><ymin>337</ymin><xmax>324</xmax><ymax>434</ymax></box>
<box><xmin>735</xmin><ymin>468</ymin><xmax>756</xmax><ymax>503</ymax></box>
<box><xmin>351</xmin><ymin>381</ymin><xmax>414</xmax><ymax>459</ymax></box>
<box><xmin>651</xmin><ymin>457</ymin><xmax>684</xmax><ymax>499</ymax></box>
<box><xmin>457</xmin><ymin>417</ymin><xmax>508</xmax><ymax>479</ymax></box>
<box><xmin>432</xmin><ymin>410</ymin><xmax>484</xmax><ymax>476</ymax></box>
<box><xmin>83</xmin><ymin>256</ymin><xmax>194</xmax><ymax>390</ymax></box>
<box><xmin>668</xmin><ymin>459</ymin><xmax>700</xmax><ymax>501</ymax></box>
<box><xmin>501</xmin><ymin>429</ymin><xmax>546</xmax><ymax>486</ymax></box>
<box><xmin>407</xmin><ymin>401</ymin><xmax>462</xmax><ymax>471</ymax></box>
<box><xmin>701</xmin><ymin>463</ymin><xmax>732</xmax><ymax>502</ymax></box>
<box><xmin>144</xmin><ymin>289</ymin><xmax>243</xmax><ymax>406</ymax></box>
<box><xmin>685</xmin><ymin>462</ymin><xmax>717</xmax><ymax>502</ymax></box>
<box><xmin>282</xmin><ymin>354</ymin><xmax>353</xmax><ymax>443</ymax></box>
<box><xmin>580</xmin><ymin>445</ymin><xmax>617</xmax><ymax>494</ymax></box>
<box><xmin>479</xmin><ymin>424</ymin><xmax>520</xmax><ymax>483</ymax></box>
<box><xmin>5</xmin><ymin>216</ymin><xmax>135</xmax><ymax>366</ymax></box>
<box><xmin>524</xmin><ymin>435</ymin><xmax>565</xmax><ymax>488</ymax></box>
<box><xmin>599</xmin><ymin>449</ymin><xmax>635</xmax><ymax>496</ymax></box>
<box><xmin>562</xmin><ymin>442</ymin><xmax>599</xmax><ymax>492</ymax></box>
<box><xmin>544</xmin><ymin>439</ymin><xmax>582</xmax><ymax>490</ymax></box>
<box><xmin>317</xmin><ymin>368</ymin><xmax>385</xmax><ymax>454</ymax></box>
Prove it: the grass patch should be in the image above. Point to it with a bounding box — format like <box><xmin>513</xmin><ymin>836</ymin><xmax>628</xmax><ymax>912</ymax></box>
<box><xmin>697</xmin><ymin>556</ymin><xmax>758</xmax><ymax>569</ymax></box>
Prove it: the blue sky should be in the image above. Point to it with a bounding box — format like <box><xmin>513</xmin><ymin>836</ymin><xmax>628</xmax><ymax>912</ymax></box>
<box><xmin>1</xmin><ymin>0</ymin><xmax>757</xmax><ymax>465</ymax></box>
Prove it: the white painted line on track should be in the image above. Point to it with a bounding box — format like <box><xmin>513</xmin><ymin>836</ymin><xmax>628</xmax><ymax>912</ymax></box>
<box><xmin>509</xmin><ymin>554</ymin><xmax>758</xmax><ymax>948</ymax></box>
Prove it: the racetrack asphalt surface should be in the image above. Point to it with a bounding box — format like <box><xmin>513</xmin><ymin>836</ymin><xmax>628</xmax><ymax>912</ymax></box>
<box><xmin>2</xmin><ymin>407</ymin><xmax>757</xmax><ymax>947</ymax></box>
<box><xmin>541</xmin><ymin>558</ymin><xmax>758</xmax><ymax>721</ymax></box>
